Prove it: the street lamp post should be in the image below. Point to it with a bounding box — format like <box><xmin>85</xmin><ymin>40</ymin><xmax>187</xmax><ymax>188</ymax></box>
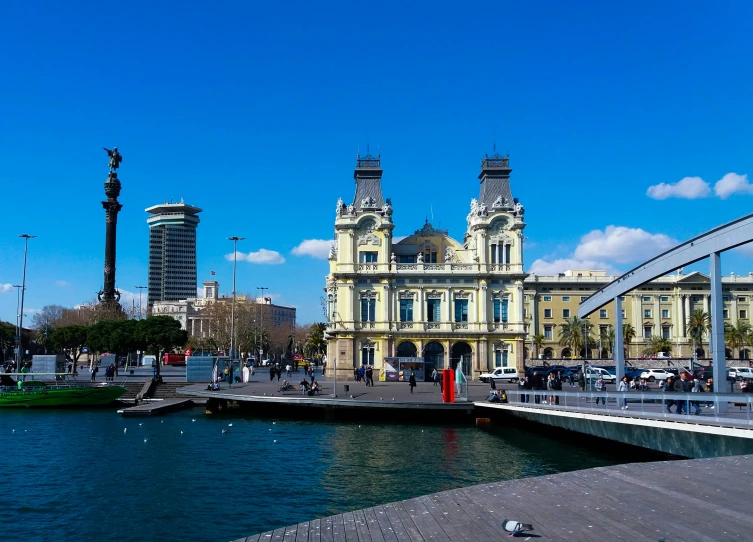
<box><xmin>257</xmin><ymin>286</ymin><xmax>268</xmax><ymax>362</ymax></box>
<box><xmin>228</xmin><ymin>237</ymin><xmax>245</xmax><ymax>374</ymax></box>
<box><xmin>135</xmin><ymin>285</ymin><xmax>147</xmax><ymax>319</ymax></box>
<box><xmin>16</xmin><ymin>234</ymin><xmax>36</xmax><ymax>372</ymax></box>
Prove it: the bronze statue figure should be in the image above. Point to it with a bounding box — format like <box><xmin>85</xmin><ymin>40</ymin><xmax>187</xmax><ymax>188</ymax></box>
<box><xmin>103</xmin><ymin>147</ymin><xmax>123</xmax><ymax>172</ymax></box>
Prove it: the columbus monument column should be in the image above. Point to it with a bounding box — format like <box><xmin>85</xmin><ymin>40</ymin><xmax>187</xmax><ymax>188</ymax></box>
<box><xmin>98</xmin><ymin>147</ymin><xmax>124</xmax><ymax>303</ymax></box>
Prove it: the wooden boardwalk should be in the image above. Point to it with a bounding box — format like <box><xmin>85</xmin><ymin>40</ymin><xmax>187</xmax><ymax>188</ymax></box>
<box><xmin>236</xmin><ymin>455</ymin><xmax>753</xmax><ymax>541</ymax></box>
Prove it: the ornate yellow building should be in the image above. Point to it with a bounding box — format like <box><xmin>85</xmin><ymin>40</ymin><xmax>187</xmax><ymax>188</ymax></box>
<box><xmin>324</xmin><ymin>152</ymin><xmax>528</xmax><ymax>380</ymax></box>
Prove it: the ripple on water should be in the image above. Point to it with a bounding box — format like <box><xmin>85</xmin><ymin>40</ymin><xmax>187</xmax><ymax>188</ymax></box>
<box><xmin>0</xmin><ymin>409</ymin><xmax>666</xmax><ymax>542</ymax></box>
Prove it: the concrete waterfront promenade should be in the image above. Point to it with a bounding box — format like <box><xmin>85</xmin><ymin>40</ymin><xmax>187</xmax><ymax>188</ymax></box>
<box><xmin>237</xmin><ymin>454</ymin><xmax>753</xmax><ymax>541</ymax></box>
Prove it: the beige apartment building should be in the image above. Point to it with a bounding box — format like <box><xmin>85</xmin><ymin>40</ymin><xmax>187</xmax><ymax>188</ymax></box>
<box><xmin>525</xmin><ymin>269</ymin><xmax>753</xmax><ymax>360</ymax></box>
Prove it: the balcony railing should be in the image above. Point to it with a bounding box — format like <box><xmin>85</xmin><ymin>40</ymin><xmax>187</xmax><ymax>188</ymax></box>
<box><xmin>335</xmin><ymin>263</ymin><xmax>524</xmax><ymax>274</ymax></box>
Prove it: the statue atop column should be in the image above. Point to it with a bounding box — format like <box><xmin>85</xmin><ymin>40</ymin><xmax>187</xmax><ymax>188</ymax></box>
<box><xmin>104</xmin><ymin>147</ymin><xmax>123</xmax><ymax>172</ymax></box>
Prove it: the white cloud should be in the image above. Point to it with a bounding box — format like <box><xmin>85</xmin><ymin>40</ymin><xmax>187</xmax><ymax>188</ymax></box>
<box><xmin>646</xmin><ymin>176</ymin><xmax>710</xmax><ymax>200</ymax></box>
<box><xmin>0</xmin><ymin>284</ymin><xmax>14</xmax><ymax>293</ymax></box>
<box><xmin>714</xmin><ymin>173</ymin><xmax>753</xmax><ymax>199</ymax></box>
<box><xmin>574</xmin><ymin>226</ymin><xmax>676</xmax><ymax>264</ymax></box>
<box><xmin>226</xmin><ymin>249</ymin><xmax>285</xmax><ymax>265</ymax></box>
<box><xmin>529</xmin><ymin>258</ymin><xmax>620</xmax><ymax>276</ymax></box>
<box><xmin>55</xmin><ymin>280</ymin><xmax>69</xmax><ymax>287</ymax></box>
<box><xmin>291</xmin><ymin>239</ymin><xmax>331</xmax><ymax>259</ymax></box>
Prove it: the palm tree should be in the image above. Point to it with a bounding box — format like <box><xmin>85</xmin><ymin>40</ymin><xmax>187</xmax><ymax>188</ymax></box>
<box><xmin>622</xmin><ymin>323</ymin><xmax>636</xmax><ymax>359</ymax></box>
<box><xmin>600</xmin><ymin>325</ymin><xmax>616</xmax><ymax>359</ymax></box>
<box><xmin>686</xmin><ymin>309</ymin><xmax>711</xmax><ymax>360</ymax></box>
<box><xmin>725</xmin><ymin>320</ymin><xmax>752</xmax><ymax>360</ymax></box>
<box><xmin>558</xmin><ymin>316</ymin><xmax>593</xmax><ymax>359</ymax></box>
<box><xmin>531</xmin><ymin>334</ymin><xmax>545</xmax><ymax>359</ymax></box>
<box><xmin>643</xmin><ymin>335</ymin><xmax>672</xmax><ymax>357</ymax></box>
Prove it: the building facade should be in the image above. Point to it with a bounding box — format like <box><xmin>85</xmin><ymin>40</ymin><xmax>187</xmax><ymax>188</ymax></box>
<box><xmin>146</xmin><ymin>201</ymin><xmax>202</xmax><ymax>308</ymax></box>
<box><xmin>152</xmin><ymin>280</ymin><xmax>297</xmax><ymax>341</ymax></box>
<box><xmin>525</xmin><ymin>269</ymin><xmax>753</xmax><ymax>360</ymax></box>
<box><xmin>325</xmin><ymin>153</ymin><xmax>528</xmax><ymax>380</ymax></box>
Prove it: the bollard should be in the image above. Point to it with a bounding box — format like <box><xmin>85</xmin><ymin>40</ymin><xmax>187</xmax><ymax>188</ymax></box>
<box><xmin>344</xmin><ymin>384</ymin><xmax>350</xmax><ymax>394</ymax></box>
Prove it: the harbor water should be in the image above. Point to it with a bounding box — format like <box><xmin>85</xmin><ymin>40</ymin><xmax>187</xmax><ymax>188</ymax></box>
<box><xmin>1</xmin><ymin>409</ymin><xmax>666</xmax><ymax>541</ymax></box>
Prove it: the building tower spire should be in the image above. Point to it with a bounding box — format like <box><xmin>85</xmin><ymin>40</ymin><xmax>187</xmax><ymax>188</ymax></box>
<box><xmin>352</xmin><ymin>150</ymin><xmax>384</xmax><ymax>212</ymax></box>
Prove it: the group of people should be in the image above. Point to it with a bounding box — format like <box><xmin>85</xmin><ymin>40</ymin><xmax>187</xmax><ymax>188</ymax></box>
<box><xmin>660</xmin><ymin>372</ymin><xmax>714</xmax><ymax>415</ymax></box>
<box><xmin>354</xmin><ymin>365</ymin><xmax>375</xmax><ymax>386</ymax></box>
<box><xmin>299</xmin><ymin>379</ymin><xmax>321</xmax><ymax>395</ymax></box>
<box><xmin>517</xmin><ymin>370</ymin><xmax>563</xmax><ymax>404</ymax></box>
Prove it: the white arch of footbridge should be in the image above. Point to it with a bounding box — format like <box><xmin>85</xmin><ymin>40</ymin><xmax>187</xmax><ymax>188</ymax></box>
<box><xmin>577</xmin><ymin>213</ymin><xmax>753</xmax><ymax>391</ymax></box>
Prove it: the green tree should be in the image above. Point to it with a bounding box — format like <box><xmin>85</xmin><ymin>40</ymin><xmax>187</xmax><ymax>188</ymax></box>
<box><xmin>531</xmin><ymin>334</ymin><xmax>546</xmax><ymax>359</ymax></box>
<box><xmin>138</xmin><ymin>316</ymin><xmax>187</xmax><ymax>375</ymax></box>
<box><xmin>304</xmin><ymin>323</ymin><xmax>327</xmax><ymax>359</ymax></box>
<box><xmin>558</xmin><ymin>316</ymin><xmax>593</xmax><ymax>358</ymax></box>
<box><xmin>622</xmin><ymin>323</ymin><xmax>636</xmax><ymax>359</ymax></box>
<box><xmin>49</xmin><ymin>325</ymin><xmax>89</xmax><ymax>368</ymax></box>
<box><xmin>686</xmin><ymin>309</ymin><xmax>711</xmax><ymax>359</ymax></box>
<box><xmin>643</xmin><ymin>335</ymin><xmax>672</xmax><ymax>356</ymax></box>
<box><xmin>725</xmin><ymin>320</ymin><xmax>752</xmax><ymax>359</ymax></box>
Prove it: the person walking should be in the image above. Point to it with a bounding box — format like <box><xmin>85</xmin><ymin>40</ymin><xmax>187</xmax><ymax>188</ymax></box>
<box><xmin>691</xmin><ymin>378</ymin><xmax>704</xmax><ymax>415</ymax></box>
<box><xmin>285</xmin><ymin>364</ymin><xmax>292</xmax><ymax>378</ymax></box>
<box><xmin>431</xmin><ymin>368</ymin><xmax>439</xmax><ymax>386</ymax></box>
<box><xmin>531</xmin><ymin>371</ymin><xmax>544</xmax><ymax>404</ymax></box>
<box><xmin>269</xmin><ymin>364</ymin><xmax>275</xmax><ymax>382</ymax></box>
<box><xmin>276</xmin><ymin>364</ymin><xmax>282</xmax><ymax>382</ymax></box>
<box><xmin>366</xmin><ymin>366</ymin><xmax>374</xmax><ymax>386</ymax></box>
<box><xmin>578</xmin><ymin>371</ymin><xmax>586</xmax><ymax>392</ymax></box>
<box><xmin>409</xmin><ymin>372</ymin><xmax>417</xmax><ymax>394</ymax></box>
<box><xmin>321</xmin><ymin>360</ymin><xmax>326</xmax><ymax>377</ymax></box>
<box><xmin>90</xmin><ymin>364</ymin><xmax>97</xmax><ymax>382</ymax></box>
<box><xmin>594</xmin><ymin>376</ymin><xmax>606</xmax><ymax>405</ymax></box>
<box><xmin>546</xmin><ymin>373</ymin><xmax>555</xmax><ymax>405</ymax></box>
<box><xmin>618</xmin><ymin>376</ymin><xmax>629</xmax><ymax>409</ymax></box>
<box><xmin>673</xmin><ymin>372</ymin><xmax>690</xmax><ymax>414</ymax></box>
<box><xmin>551</xmin><ymin>372</ymin><xmax>562</xmax><ymax>405</ymax></box>
<box><xmin>662</xmin><ymin>376</ymin><xmax>674</xmax><ymax>413</ymax></box>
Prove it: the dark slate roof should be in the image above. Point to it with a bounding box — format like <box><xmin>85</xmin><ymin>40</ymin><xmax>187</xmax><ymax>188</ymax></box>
<box><xmin>353</xmin><ymin>177</ymin><xmax>384</xmax><ymax>211</ymax></box>
<box><xmin>479</xmin><ymin>176</ymin><xmax>514</xmax><ymax>210</ymax></box>
<box><xmin>352</xmin><ymin>154</ymin><xmax>384</xmax><ymax>211</ymax></box>
<box><xmin>478</xmin><ymin>153</ymin><xmax>514</xmax><ymax>209</ymax></box>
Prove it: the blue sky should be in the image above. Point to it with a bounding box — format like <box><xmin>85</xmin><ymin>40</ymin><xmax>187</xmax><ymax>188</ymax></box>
<box><xmin>2</xmin><ymin>1</ymin><xmax>753</xmax><ymax>326</ymax></box>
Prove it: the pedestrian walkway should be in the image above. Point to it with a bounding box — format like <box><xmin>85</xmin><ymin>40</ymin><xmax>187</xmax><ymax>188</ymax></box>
<box><xmin>235</xmin><ymin>454</ymin><xmax>753</xmax><ymax>541</ymax></box>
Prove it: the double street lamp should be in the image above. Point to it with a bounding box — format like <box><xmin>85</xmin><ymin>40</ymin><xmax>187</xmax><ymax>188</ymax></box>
<box><xmin>16</xmin><ymin>234</ymin><xmax>36</xmax><ymax>371</ymax></box>
<box><xmin>135</xmin><ymin>285</ymin><xmax>147</xmax><ymax>319</ymax></box>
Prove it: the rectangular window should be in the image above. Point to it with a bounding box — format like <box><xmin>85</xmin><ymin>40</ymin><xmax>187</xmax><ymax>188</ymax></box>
<box><xmin>620</xmin><ymin>296</ymin><xmax>626</xmax><ymax>301</ymax></box>
<box><xmin>490</xmin><ymin>244</ymin><xmax>497</xmax><ymax>264</ymax></box>
<box><xmin>644</xmin><ymin>309</ymin><xmax>652</xmax><ymax>318</ymax></box>
<box><xmin>644</xmin><ymin>325</ymin><xmax>652</xmax><ymax>339</ymax></box>
<box><xmin>723</xmin><ymin>309</ymin><xmax>729</xmax><ymax>319</ymax></box>
<box><xmin>581</xmin><ymin>296</ymin><xmax>588</xmax><ymax>302</ymax></box>
<box><xmin>660</xmin><ymin>296</ymin><xmax>669</xmax><ymax>302</ymax></box>
<box><xmin>427</xmin><ymin>299</ymin><xmax>441</xmax><ymax>322</ymax></box>
<box><xmin>454</xmin><ymin>299</ymin><xmax>469</xmax><ymax>322</ymax></box>
<box><xmin>739</xmin><ymin>296</ymin><xmax>748</xmax><ymax>302</ymax></box>
<box><xmin>622</xmin><ymin>309</ymin><xmax>626</xmax><ymax>318</ymax></box>
<box><xmin>505</xmin><ymin>245</ymin><xmax>511</xmax><ymax>264</ymax></box>
<box><xmin>662</xmin><ymin>309</ymin><xmax>669</xmax><ymax>319</ymax></box>
<box><xmin>562</xmin><ymin>309</ymin><xmax>570</xmax><ymax>318</ymax></box>
<box><xmin>543</xmin><ymin>296</ymin><xmax>551</xmax><ymax>302</ymax></box>
<box><xmin>662</xmin><ymin>326</ymin><xmax>670</xmax><ymax>339</ymax></box>
<box><xmin>599</xmin><ymin>309</ymin><xmax>607</xmax><ymax>318</ymax></box>
<box><xmin>562</xmin><ymin>296</ymin><xmax>570</xmax><ymax>302</ymax></box>
<box><xmin>399</xmin><ymin>299</ymin><xmax>413</xmax><ymax>322</ymax></box>
<box><xmin>741</xmin><ymin>310</ymin><xmax>748</xmax><ymax>319</ymax></box>
<box><xmin>359</xmin><ymin>252</ymin><xmax>378</xmax><ymax>263</ymax></box>
<box><xmin>544</xmin><ymin>308</ymin><xmax>552</xmax><ymax>318</ymax></box>
<box><xmin>397</xmin><ymin>255</ymin><xmax>415</xmax><ymax>263</ymax></box>
<box><xmin>544</xmin><ymin>326</ymin><xmax>553</xmax><ymax>340</ymax></box>
<box><xmin>360</xmin><ymin>298</ymin><xmax>376</xmax><ymax>322</ymax></box>
<box><xmin>494</xmin><ymin>350</ymin><xmax>509</xmax><ymax>368</ymax></box>
<box><xmin>493</xmin><ymin>299</ymin><xmax>500</xmax><ymax>323</ymax></box>
<box><xmin>643</xmin><ymin>296</ymin><xmax>651</xmax><ymax>302</ymax></box>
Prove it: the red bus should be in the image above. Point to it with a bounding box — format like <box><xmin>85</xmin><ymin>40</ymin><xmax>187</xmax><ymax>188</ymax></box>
<box><xmin>164</xmin><ymin>353</ymin><xmax>186</xmax><ymax>365</ymax></box>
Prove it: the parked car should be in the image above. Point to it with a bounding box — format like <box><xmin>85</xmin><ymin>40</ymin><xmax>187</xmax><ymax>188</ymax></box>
<box><xmin>525</xmin><ymin>365</ymin><xmax>550</xmax><ymax>377</ymax></box>
<box><xmin>656</xmin><ymin>352</ymin><xmax>672</xmax><ymax>360</ymax></box>
<box><xmin>261</xmin><ymin>359</ymin><xmax>273</xmax><ymax>366</ymax></box>
<box><xmin>639</xmin><ymin>368</ymin><xmax>674</xmax><ymax>382</ymax></box>
<box><xmin>479</xmin><ymin>367</ymin><xmax>520</xmax><ymax>383</ymax></box>
<box><xmin>624</xmin><ymin>367</ymin><xmax>644</xmax><ymax>380</ymax></box>
<box><xmin>728</xmin><ymin>367</ymin><xmax>753</xmax><ymax>381</ymax></box>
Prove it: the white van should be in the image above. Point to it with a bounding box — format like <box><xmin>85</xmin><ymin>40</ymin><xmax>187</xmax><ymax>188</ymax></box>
<box><xmin>729</xmin><ymin>367</ymin><xmax>753</xmax><ymax>381</ymax></box>
<box><xmin>656</xmin><ymin>352</ymin><xmax>671</xmax><ymax>359</ymax></box>
<box><xmin>584</xmin><ymin>367</ymin><xmax>616</xmax><ymax>383</ymax></box>
<box><xmin>479</xmin><ymin>367</ymin><xmax>521</xmax><ymax>383</ymax></box>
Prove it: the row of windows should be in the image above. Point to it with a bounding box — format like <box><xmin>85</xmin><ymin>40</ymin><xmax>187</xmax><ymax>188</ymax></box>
<box><xmin>365</xmin><ymin>299</ymin><xmax>509</xmax><ymax>323</ymax></box>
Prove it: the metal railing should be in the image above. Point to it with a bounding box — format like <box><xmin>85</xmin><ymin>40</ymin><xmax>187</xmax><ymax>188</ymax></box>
<box><xmin>495</xmin><ymin>389</ymin><xmax>753</xmax><ymax>427</ymax></box>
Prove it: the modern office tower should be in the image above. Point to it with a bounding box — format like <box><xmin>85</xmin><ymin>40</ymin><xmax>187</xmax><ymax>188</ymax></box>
<box><xmin>146</xmin><ymin>200</ymin><xmax>202</xmax><ymax>308</ymax></box>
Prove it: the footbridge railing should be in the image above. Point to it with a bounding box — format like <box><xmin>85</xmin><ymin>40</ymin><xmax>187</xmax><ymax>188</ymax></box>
<box><xmin>488</xmin><ymin>390</ymin><xmax>753</xmax><ymax>429</ymax></box>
